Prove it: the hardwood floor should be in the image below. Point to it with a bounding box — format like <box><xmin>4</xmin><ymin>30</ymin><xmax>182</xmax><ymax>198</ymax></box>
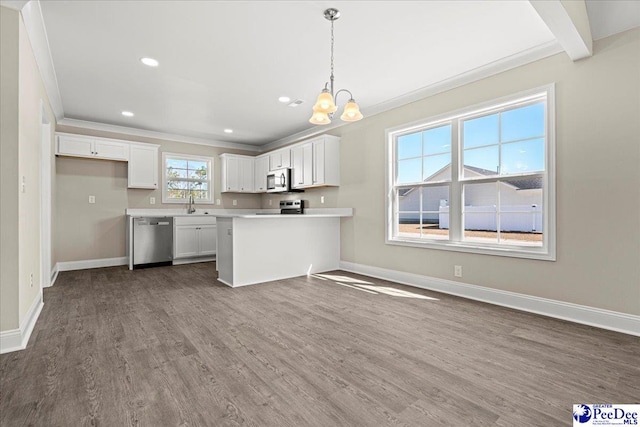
<box><xmin>1</xmin><ymin>263</ymin><xmax>638</xmax><ymax>426</ymax></box>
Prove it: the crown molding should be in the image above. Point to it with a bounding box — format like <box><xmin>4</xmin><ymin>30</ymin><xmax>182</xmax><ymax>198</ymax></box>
<box><xmin>19</xmin><ymin>1</ymin><xmax>64</xmax><ymax>121</ymax></box>
<box><xmin>263</xmin><ymin>40</ymin><xmax>564</xmax><ymax>152</ymax></box>
<box><xmin>57</xmin><ymin>118</ymin><xmax>262</xmax><ymax>152</ymax></box>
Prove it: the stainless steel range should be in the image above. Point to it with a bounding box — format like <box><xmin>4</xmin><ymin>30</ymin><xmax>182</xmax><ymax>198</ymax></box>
<box><xmin>280</xmin><ymin>200</ymin><xmax>304</xmax><ymax>214</ymax></box>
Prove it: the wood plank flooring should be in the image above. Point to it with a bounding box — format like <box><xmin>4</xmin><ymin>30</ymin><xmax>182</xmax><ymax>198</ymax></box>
<box><xmin>1</xmin><ymin>263</ymin><xmax>638</xmax><ymax>426</ymax></box>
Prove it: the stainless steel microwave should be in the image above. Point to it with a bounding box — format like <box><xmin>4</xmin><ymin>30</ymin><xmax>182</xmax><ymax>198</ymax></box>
<box><xmin>267</xmin><ymin>168</ymin><xmax>290</xmax><ymax>193</ymax></box>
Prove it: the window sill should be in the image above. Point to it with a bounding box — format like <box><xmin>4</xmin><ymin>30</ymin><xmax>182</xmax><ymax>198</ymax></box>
<box><xmin>386</xmin><ymin>237</ymin><xmax>556</xmax><ymax>261</ymax></box>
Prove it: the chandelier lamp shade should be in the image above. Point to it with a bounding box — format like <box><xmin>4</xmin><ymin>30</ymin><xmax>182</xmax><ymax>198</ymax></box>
<box><xmin>309</xmin><ymin>8</ymin><xmax>364</xmax><ymax>125</ymax></box>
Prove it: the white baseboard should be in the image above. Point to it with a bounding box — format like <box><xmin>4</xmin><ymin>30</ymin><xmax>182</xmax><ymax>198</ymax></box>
<box><xmin>56</xmin><ymin>256</ymin><xmax>128</xmax><ymax>272</ymax></box>
<box><xmin>172</xmin><ymin>256</ymin><xmax>215</xmax><ymax>266</ymax></box>
<box><xmin>0</xmin><ymin>292</ymin><xmax>44</xmax><ymax>354</ymax></box>
<box><xmin>46</xmin><ymin>264</ymin><xmax>59</xmax><ymax>287</ymax></box>
<box><xmin>339</xmin><ymin>261</ymin><xmax>640</xmax><ymax>337</ymax></box>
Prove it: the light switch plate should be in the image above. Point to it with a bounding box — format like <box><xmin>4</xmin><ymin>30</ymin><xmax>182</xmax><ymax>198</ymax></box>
<box><xmin>232</xmin><ymin>200</ymin><xmax>237</xmax><ymax>206</ymax></box>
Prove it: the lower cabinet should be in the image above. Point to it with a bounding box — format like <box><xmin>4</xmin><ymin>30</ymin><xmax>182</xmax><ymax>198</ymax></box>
<box><xmin>174</xmin><ymin>217</ymin><xmax>217</xmax><ymax>262</ymax></box>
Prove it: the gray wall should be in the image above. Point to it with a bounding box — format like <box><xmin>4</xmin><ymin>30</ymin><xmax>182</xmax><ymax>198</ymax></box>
<box><xmin>335</xmin><ymin>28</ymin><xmax>640</xmax><ymax>316</ymax></box>
<box><xmin>0</xmin><ymin>6</ymin><xmax>56</xmax><ymax>333</ymax></box>
<box><xmin>1</xmin><ymin>6</ymin><xmax>20</xmax><ymax>331</ymax></box>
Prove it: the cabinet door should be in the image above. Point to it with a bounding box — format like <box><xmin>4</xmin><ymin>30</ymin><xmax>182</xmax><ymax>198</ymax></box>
<box><xmin>224</xmin><ymin>156</ymin><xmax>241</xmax><ymax>192</ymax></box>
<box><xmin>302</xmin><ymin>143</ymin><xmax>313</xmax><ymax>186</ymax></box>
<box><xmin>94</xmin><ymin>140</ymin><xmax>128</xmax><ymax>161</ymax></box>
<box><xmin>269</xmin><ymin>149</ymin><xmax>291</xmax><ymax>171</ymax></box>
<box><xmin>280</xmin><ymin>149</ymin><xmax>291</xmax><ymax>168</ymax></box>
<box><xmin>292</xmin><ymin>144</ymin><xmax>313</xmax><ymax>188</ymax></box>
<box><xmin>291</xmin><ymin>146</ymin><xmax>304</xmax><ymax>188</ymax></box>
<box><xmin>312</xmin><ymin>139</ymin><xmax>325</xmax><ymax>185</ymax></box>
<box><xmin>128</xmin><ymin>144</ymin><xmax>158</xmax><ymax>188</ymax></box>
<box><xmin>57</xmin><ymin>134</ymin><xmax>94</xmax><ymax>157</ymax></box>
<box><xmin>240</xmin><ymin>158</ymin><xmax>254</xmax><ymax>192</ymax></box>
<box><xmin>174</xmin><ymin>225</ymin><xmax>199</xmax><ymax>258</ymax></box>
<box><xmin>254</xmin><ymin>155</ymin><xmax>269</xmax><ymax>193</ymax></box>
<box><xmin>198</xmin><ymin>225</ymin><xmax>217</xmax><ymax>256</ymax></box>
<box><xmin>269</xmin><ymin>151</ymin><xmax>283</xmax><ymax>171</ymax></box>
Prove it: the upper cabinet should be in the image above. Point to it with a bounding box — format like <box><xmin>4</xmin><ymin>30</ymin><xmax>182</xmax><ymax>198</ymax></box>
<box><xmin>291</xmin><ymin>135</ymin><xmax>340</xmax><ymax>189</ymax></box>
<box><xmin>57</xmin><ymin>134</ymin><xmax>128</xmax><ymax>161</ymax></box>
<box><xmin>291</xmin><ymin>143</ymin><xmax>313</xmax><ymax>188</ymax></box>
<box><xmin>220</xmin><ymin>154</ymin><xmax>255</xmax><ymax>193</ymax></box>
<box><xmin>268</xmin><ymin>148</ymin><xmax>291</xmax><ymax>171</ymax></box>
<box><xmin>220</xmin><ymin>134</ymin><xmax>340</xmax><ymax>193</ymax></box>
<box><xmin>128</xmin><ymin>143</ymin><xmax>159</xmax><ymax>189</ymax></box>
<box><xmin>254</xmin><ymin>154</ymin><xmax>269</xmax><ymax>193</ymax></box>
<box><xmin>56</xmin><ymin>133</ymin><xmax>158</xmax><ymax>189</ymax></box>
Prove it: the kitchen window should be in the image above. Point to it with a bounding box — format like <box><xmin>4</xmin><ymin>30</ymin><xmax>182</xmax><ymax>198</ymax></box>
<box><xmin>162</xmin><ymin>152</ymin><xmax>214</xmax><ymax>203</ymax></box>
<box><xmin>386</xmin><ymin>85</ymin><xmax>556</xmax><ymax>260</ymax></box>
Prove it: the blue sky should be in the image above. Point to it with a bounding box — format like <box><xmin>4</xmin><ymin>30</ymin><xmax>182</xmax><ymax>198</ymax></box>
<box><xmin>397</xmin><ymin>102</ymin><xmax>545</xmax><ymax>184</ymax></box>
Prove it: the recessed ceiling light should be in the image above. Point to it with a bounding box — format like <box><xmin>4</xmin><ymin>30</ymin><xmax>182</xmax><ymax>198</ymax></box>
<box><xmin>287</xmin><ymin>99</ymin><xmax>304</xmax><ymax>108</ymax></box>
<box><xmin>224</xmin><ymin>129</ymin><xmax>233</xmax><ymax>134</ymax></box>
<box><xmin>278</xmin><ymin>96</ymin><xmax>291</xmax><ymax>103</ymax></box>
<box><xmin>140</xmin><ymin>57</ymin><xmax>159</xmax><ymax>67</ymax></box>
<box><xmin>121</xmin><ymin>111</ymin><xmax>134</xmax><ymax>117</ymax></box>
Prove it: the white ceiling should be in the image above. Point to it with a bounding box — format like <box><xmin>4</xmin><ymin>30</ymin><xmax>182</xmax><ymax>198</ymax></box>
<box><xmin>31</xmin><ymin>1</ymin><xmax>638</xmax><ymax>147</ymax></box>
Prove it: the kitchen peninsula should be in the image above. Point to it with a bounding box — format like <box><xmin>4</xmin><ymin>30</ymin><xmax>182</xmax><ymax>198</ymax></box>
<box><xmin>215</xmin><ymin>208</ymin><xmax>352</xmax><ymax>287</ymax></box>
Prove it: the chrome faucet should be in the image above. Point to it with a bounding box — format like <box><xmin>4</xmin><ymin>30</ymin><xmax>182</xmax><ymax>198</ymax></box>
<box><xmin>187</xmin><ymin>194</ymin><xmax>196</xmax><ymax>214</ymax></box>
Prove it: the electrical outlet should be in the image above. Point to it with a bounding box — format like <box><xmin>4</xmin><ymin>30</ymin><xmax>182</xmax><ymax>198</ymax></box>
<box><xmin>30</xmin><ymin>273</ymin><xmax>33</xmax><ymax>287</ymax></box>
<box><xmin>269</xmin><ymin>199</ymin><xmax>272</xmax><ymax>206</ymax></box>
<box><xmin>21</xmin><ymin>176</ymin><xmax>26</xmax><ymax>193</ymax></box>
<box><xmin>321</xmin><ymin>196</ymin><xmax>325</xmax><ymax>204</ymax></box>
<box><xmin>88</xmin><ymin>195</ymin><xmax>95</xmax><ymax>204</ymax></box>
<box><xmin>454</xmin><ymin>265</ymin><xmax>463</xmax><ymax>278</ymax></box>
<box><xmin>232</xmin><ymin>199</ymin><xmax>237</xmax><ymax>206</ymax></box>
<box><xmin>216</xmin><ymin>199</ymin><xmax>221</xmax><ymax>205</ymax></box>
<box><xmin>149</xmin><ymin>197</ymin><xmax>155</xmax><ymax>205</ymax></box>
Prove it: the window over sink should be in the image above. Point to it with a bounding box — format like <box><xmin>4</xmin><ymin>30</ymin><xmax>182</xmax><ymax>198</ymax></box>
<box><xmin>162</xmin><ymin>152</ymin><xmax>214</xmax><ymax>204</ymax></box>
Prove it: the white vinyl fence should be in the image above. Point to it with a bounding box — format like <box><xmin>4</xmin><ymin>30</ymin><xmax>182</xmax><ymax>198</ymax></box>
<box><xmin>438</xmin><ymin>205</ymin><xmax>542</xmax><ymax>232</ymax></box>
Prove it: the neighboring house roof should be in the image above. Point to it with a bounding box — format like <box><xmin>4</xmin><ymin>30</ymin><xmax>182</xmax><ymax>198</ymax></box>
<box><xmin>399</xmin><ymin>164</ymin><xmax>541</xmax><ymax>196</ymax></box>
<box><xmin>464</xmin><ymin>165</ymin><xmax>542</xmax><ymax>190</ymax></box>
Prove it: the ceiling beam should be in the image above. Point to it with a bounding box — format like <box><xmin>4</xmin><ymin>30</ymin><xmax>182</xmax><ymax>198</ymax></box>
<box><xmin>529</xmin><ymin>0</ymin><xmax>592</xmax><ymax>61</ymax></box>
<box><xmin>0</xmin><ymin>1</ymin><xmax>29</xmax><ymax>10</ymax></box>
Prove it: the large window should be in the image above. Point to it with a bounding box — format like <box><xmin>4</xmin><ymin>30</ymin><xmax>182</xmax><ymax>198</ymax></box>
<box><xmin>162</xmin><ymin>152</ymin><xmax>214</xmax><ymax>203</ymax></box>
<box><xmin>387</xmin><ymin>85</ymin><xmax>555</xmax><ymax>260</ymax></box>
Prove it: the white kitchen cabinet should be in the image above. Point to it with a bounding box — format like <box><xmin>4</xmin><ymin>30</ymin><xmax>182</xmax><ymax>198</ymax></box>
<box><xmin>174</xmin><ymin>225</ymin><xmax>199</xmax><ymax>258</ymax></box>
<box><xmin>311</xmin><ymin>135</ymin><xmax>340</xmax><ymax>187</ymax></box>
<box><xmin>290</xmin><ymin>135</ymin><xmax>340</xmax><ymax>189</ymax></box>
<box><xmin>57</xmin><ymin>134</ymin><xmax>128</xmax><ymax>161</ymax></box>
<box><xmin>128</xmin><ymin>143</ymin><xmax>159</xmax><ymax>189</ymax></box>
<box><xmin>197</xmin><ymin>225</ymin><xmax>217</xmax><ymax>256</ymax></box>
<box><xmin>254</xmin><ymin>155</ymin><xmax>269</xmax><ymax>193</ymax></box>
<box><xmin>174</xmin><ymin>216</ymin><xmax>217</xmax><ymax>260</ymax></box>
<box><xmin>291</xmin><ymin>143</ymin><xmax>313</xmax><ymax>189</ymax></box>
<box><xmin>268</xmin><ymin>148</ymin><xmax>291</xmax><ymax>171</ymax></box>
<box><xmin>220</xmin><ymin>154</ymin><xmax>254</xmax><ymax>193</ymax></box>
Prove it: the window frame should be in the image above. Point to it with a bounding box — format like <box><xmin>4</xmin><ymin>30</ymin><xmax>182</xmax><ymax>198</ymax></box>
<box><xmin>162</xmin><ymin>152</ymin><xmax>214</xmax><ymax>204</ymax></box>
<box><xmin>386</xmin><ymin>84</ymin><xmax>556</xmax><ymax>261</ymax></box>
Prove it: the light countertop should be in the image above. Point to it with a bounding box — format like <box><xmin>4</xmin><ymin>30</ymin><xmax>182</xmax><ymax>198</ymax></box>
<box><xmin>126</xmin><ymin>208</ymin><xmax>352</xmax><ymax>218</ymax></box>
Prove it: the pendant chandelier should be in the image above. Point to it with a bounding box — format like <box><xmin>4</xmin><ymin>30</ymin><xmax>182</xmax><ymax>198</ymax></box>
<box><xmin>309</xmin><ymin>8</ymin><xmax>364</xmax><ymax>125</ymax></box>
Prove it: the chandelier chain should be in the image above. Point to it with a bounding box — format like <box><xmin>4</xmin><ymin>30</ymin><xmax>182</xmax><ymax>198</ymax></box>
<box><xmin>330</xmin><ymin>18</ymin><xmax>335</xmax><ymax>93</ymax></box>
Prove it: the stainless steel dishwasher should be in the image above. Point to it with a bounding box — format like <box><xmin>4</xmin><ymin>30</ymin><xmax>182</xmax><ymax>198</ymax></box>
<box><xmin>133</xmin><ymin>217</ymin><xmax>173</xmax><ymax>268</ymax></box>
